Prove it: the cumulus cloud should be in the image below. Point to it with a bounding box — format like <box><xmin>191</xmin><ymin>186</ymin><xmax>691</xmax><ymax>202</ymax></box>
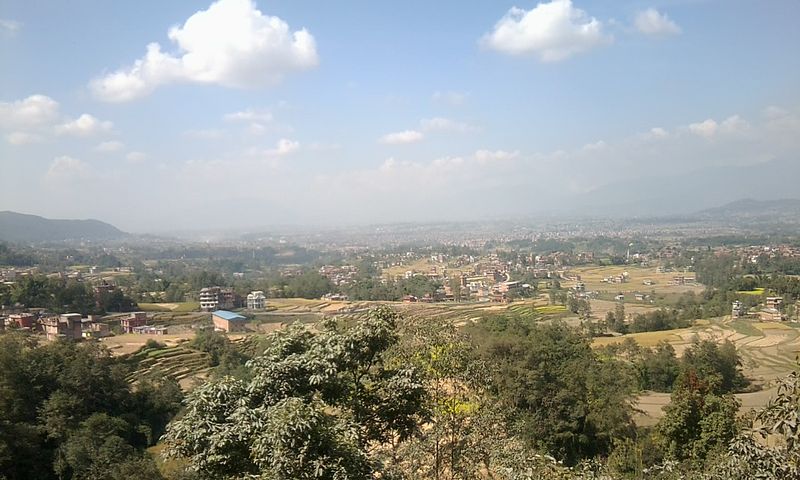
<box><xmin>265</xmin><ymin>138</ymin><xmax>300</xmax><ymax>156</ymax></box>
<box><xmin>223</xmin><ymin>108</ymin><xmax>273</xmax><ymax>123</ymax></box>
<box><xmin>379</xmin><ymin>130</ymin><xmax>424</xmax><ymax>145</ymax></box>
<box><xmin>94</xmin><ymin>140</ymin><xmax>125</xmax><ymax>152</ymax></box>
<box><xmin>634</xmin><ymin>8</ymin><xmax>681</xmax><ymax>36</ymax></box>
<box><xmin>474</xmin><ymin>149</ymin><xmax>519</xmax><ymax>163</ymax></box>
<box><xmin>688</xmin><ymin>118</ymin><xmax>717</xmax><ymax>138</ymax></box>
<box><xmin>688</xmin><ymin>115</ymin><xmax>748</xmax><ymax>138</ymax></box>
<box><xmin>1</xmin><ymin>95</ymin><xmax>115</xmax><ymax>144</ymax></box>
<box><xmin>481</xmin><ymin>0</ymin><xmax>611</xmax><ymax>62</ymax></box>
<box><xmin>90</xmin><ymin>0</ymin><xmax>319</xmax><ymax>102</ymax></box>
<box><xmin>0</xmin><ymin>94</ymin><xmax>60</xmax><ymax>128</ymax></box>
<box><xmin>56</xmin><ymin>114</ymin><xmax>113</xmax><ymax>136</ymax></box>
<box><xmin>46</xmin><ymin>156</ymin><xmax>90</xmax><ymax>181</ymax></box>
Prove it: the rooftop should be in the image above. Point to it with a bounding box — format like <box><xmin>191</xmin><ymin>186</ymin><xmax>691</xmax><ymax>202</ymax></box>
<box><xmin>212</xmin><ymin>310</ymin><xmax>246</xmax><ymax>321</ymax></box>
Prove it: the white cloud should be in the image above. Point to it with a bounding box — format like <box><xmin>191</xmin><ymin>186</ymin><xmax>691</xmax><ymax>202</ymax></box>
<box><xmin>688</xmin><ymin>115</ymin><xmax>748</xmax><ymax>138</ymax></box>
<box><xmin>56</xmin><ymin>114</ymin><xmax>113</xmax><ymax>136</ymax></box>
<box><xmin>46</xmin><ymin>156</ymin><xmax>90</xmax><ymax>181</ymax></box>
<box><xmin>90</xmin><ymin>0</ymin><xmax>319</xmax><ymax>102</ymax></box>
<box><xmin>420</xmin><ymin>117</ymin><xmax>477</xmax><ymax>133</ymax></box>
<box><xmin>481</xmin><ymin>0</ymin><xmax>611</xmax><ymax>62</ymax></box>
<box><xmin>94</xmin><ymin>140</ymin><xmax>125</xmax><ymax>152</ymax></box>
<box><xmin>719</xmin><ymin>115</ymin><xmax>749</xmax><ymax>134</ymax></box>
<box><xmin>581</xmin><ymin>140</ymin><xmax>607</xmax><ymax>151</ymax></box>
<box><xmin>688</xmin><ymin>118</ymin><xmax>717</xmax><ymax>138</ymax></box>
<box><xmin>0</xmin><ymin>19</ymin><xmax>21</xmax><ymax>35</ymax></box>
<box><xmin>0</xmin><ymin>94</ymin><xmax>60</xmax><ymax>128</ymax></box>
<box><xmin>648</xmin><ymin>127</ymin><xmax>669</xmax><ymax>138</ymax></box>
<box><xmin>474</xmin><ymin>149</ymin><xmax>519</xmax><ymax>163</ymax></box>
<box><xmin>223</xmin><ymin>108</ymin><xmax>273</xmax><ymax>123</ymax></box>
<box><xmin>634</xmin><ymin>8</ymin><xmax>681</xmax><ymax>36</ymax></box>
<box><xmin>126</xmin><ymin>151</ymin><xmax>148</xmax><ymax>163</ymax></box>
<box><xmin>7</xmin><ymin>131</ymin><xmax>43</xmax><ymax>145</ymax></box>
<box><xmin>432</xmin><ymin>90</ymin><xmax>467</xmax><ymax>106</ymax></box>
<box><xmin>379</xmin><ymin>130</ymin><xmax>424</xmax><ymax>145</ymax></box>
<box><xmin>266</xmin><ymin>138</ymin><xmax>299</xmax><ymax>156</ymax></box>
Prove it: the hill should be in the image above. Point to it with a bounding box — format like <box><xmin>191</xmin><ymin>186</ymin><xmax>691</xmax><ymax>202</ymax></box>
<box><xmin>692</xmin><ymin>198</ymin><xmax>800</xmax><ymax>220</ymax></box>
<box><xmin>0</xmin><ymin>211</ymin><xmax>127</xmax><ymax>243</ymax></box>
<box><xmin>574</xmin><ymin>158</ymin><xmax>800</xmax><ymax>217</ymax></box>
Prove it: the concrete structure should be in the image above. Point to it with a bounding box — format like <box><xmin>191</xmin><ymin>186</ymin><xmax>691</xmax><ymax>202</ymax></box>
<box><xmin>84</xmin><ymin>322</ymin><xmax>110</xmax><ymax>339</ymax></box>
<box><xmin>42</xmin><ymin>313</ymin><xmax>83</xmax><ymax>341</ymax></box>
<box><xmin>132</xmin><ymin>325</ymin><xmax>168</xmax><ymax>335</ymax></box>
<box><xmin>121</xmin><ymin>312</ymin><xmax>148</xmax><ymax>333</ymax></box>
<box><xmin>732</xmin><ymin>300</ymin><xmax>746</xmax><ymax>318</ymax></box>
<box><xmin>200</xmin><ymin>287</ymin><xmax>242</xmax><ymax>312</ymax></box>
<box><xmin>212</xmin><ymin>310</ymin><xmax>247</xmax><ymax>333</ymax></box>
<box><xmin>246</xmin><ymin>291</ymin><xmax>266</xmax><ymax>310</ymax></box>
<box><xmin>199</xmin><ymin>287</ymin><xmax>221</xmax><ymax>311</ymax></box>
<box><xmin>8</xmin><ymin>313</ymin><xmax>35</xmax><ymax>329</ymax></box>
<box><xmin>766</xmin><ymin>297</ymin><xmax>784</xmax><ymax>311</ymax></box>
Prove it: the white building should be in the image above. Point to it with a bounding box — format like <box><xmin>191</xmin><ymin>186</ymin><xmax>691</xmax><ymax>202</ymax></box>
<box><xmin>247</xmin><ymin>291</ymin><xmax>266</xmax><ymax>310</ymax></box>
<box><xmin>199</xmin><ymin>287</ymin><xmax>220</xmax><ymax>312</ymax></box>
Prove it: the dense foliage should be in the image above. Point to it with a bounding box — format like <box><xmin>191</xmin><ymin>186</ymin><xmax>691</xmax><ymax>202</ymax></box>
<box><xmin>163</xmin><ymin>306</ymin><xmax>427</xmax><ymax>479</ymax></box>
<box><xmin>0</xmin><ymin>334</ymin><xmax>182</xmax><ymax>479</ymax></box>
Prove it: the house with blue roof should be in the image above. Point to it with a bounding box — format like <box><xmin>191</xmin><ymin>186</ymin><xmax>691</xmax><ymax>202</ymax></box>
<box><xmin>212</xmin><ymin>310</ymin><xmax>247</xmax><ymax>333</ymax></box>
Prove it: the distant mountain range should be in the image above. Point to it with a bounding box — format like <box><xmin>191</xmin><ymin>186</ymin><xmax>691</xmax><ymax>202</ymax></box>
<box><xmin>692</xmin><ymin>198</ymin><xmax>800</xmax><ymax>220</ymax></box>
<box><xmin>575</xmin><ymin>158</ymin><xmax>800</xmax><ymax>217</ymax></box>
<box><xmin>0</xmin><ymin>211</ymin><xmax>127</xmax><ymax>243</ymax></box>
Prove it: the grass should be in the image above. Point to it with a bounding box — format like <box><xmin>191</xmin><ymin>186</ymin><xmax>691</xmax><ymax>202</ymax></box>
<box><xmin>137</xmin><ymin>302</ymin><xmax>200</xmax><ymax>313</ymax></box>
<box><xmin>535</xmin><ymin>305</ymin><xmax>567</xmax><ymax>315</ymax></box>
<box><xmin>593</xmin><ymin>329</ymin><xmax>685</xmax><ymax>348</ymax></box>
<box><xmin>737</xmin><ymin>288</ymin><xmax>765</xmax><ymax>296</ymax></box>
<box><xmin>730</xmin><ymin>319</ymin><xmax>765</xmax><ymax>337</ymax></box>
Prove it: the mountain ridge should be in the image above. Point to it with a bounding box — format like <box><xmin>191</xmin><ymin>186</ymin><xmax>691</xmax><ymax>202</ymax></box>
<box><xmin>0</xmin><ymin>211</ymin><xmax>127</xmax><ymax>243</ymax></box>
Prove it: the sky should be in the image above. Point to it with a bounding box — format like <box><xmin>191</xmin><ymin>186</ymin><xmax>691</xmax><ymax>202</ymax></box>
<box><xmin>1</xmin><ymin>0</ymin><xmax>799</xmax><ymax>233</ymax></box>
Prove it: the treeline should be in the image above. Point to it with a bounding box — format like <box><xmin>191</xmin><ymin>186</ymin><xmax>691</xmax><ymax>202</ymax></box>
<box><xmin>0</xmin><ymin>334</ymin><xmax>183</xmax><ymax>479</ymax></box>
<box><xmin>342</xmin><ymin>275</ymin><xmax>442</xmax><ymax>301</ymax></box>
<box><xmin>602</xmin><ymin>338</ymin><xmax>749</xmax><ymax>394</ymax></box>
<box><xmin>0</xmin><ymin>275</ymin><xmax>137</xmax><ymax>314</ymax></box>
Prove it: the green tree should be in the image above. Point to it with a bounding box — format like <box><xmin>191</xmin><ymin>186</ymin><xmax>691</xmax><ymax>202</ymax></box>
<box><xmin>656</xmin><ymin>370</ymin><xmax>740</xmax><ymax>463</ymax></box>
<box><xmin>163</xmin><ymin>307</ymin><xmax>427</xmax><ymax>479</ymax></box>
<box><xmin>475</xmin><ymin>321</ymin><xmax>636</xmax><ymax>465</ymax></box>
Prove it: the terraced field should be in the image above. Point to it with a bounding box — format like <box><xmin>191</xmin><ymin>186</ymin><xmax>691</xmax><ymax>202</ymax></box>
<box><xmin>598</xmin><ymin>317</ymin><xmax>800</xmax><ymax>425</ymax></box>
<box><xmin>126</xmin><ymin>344</ymin><xmax>213</xmax><ymax>389</ymax></box>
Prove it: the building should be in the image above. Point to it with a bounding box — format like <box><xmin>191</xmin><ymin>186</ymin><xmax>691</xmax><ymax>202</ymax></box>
<box><xmin>212</xmin><ymin>310</ymin><xmax>247</xmax><ymax>333</ymax></box>
<box><xmin>8</xmin><ymin>313</ymin><xmax>35</xmax><ymax>329</ymax></box>
<box><xmin>42</xmin><ymin>313</ymin><xmax>83</xmax><ymax>341</ymax></box>
<box><xmin>121</xmin><ymin>312</ymin><xmax>148</xmax><ymax>333</ymax></box>
<box><xmin>246</xmin><ymin>291</ymin><xmax>266</xmax><ymax>310</ymax></box>
<box><xmin>766</xmin><ymin>297</ymin><xmax>784</xmax><ymax>311</ymax></box>
<box><xmin>732</xmin><ymin>300</ymin><xmax>746</xmax><ymax>318</ymax></box>
<box><xmin>84</xmin><ymin>322</ymin><xmax>111</xmax><ymax>339</ymax></box>
<box><xmin>200</xmin><ymin>287</ymin><xmax>243</xmax><ymax>312</ymax></box>
<box><xmin>132</xmin><ymin>325</ymin><xmax>168</xmax><ymax>335</ymax></box>
<box><xmin>199</xmin><ymin>287</ymin><xmax>221</xmax><ymax>311</ymax></box>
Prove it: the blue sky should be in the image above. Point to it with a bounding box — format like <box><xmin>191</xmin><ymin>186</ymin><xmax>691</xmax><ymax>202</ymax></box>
<box><xmin>1</xmin><ymin>0</ymin><xmax>799</xmax><ymax>232</ymax></box>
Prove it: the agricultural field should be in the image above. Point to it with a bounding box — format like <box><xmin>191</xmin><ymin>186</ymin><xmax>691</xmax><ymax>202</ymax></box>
<box><xmin>381</xmin><ymin>257</ymin><xmax>480</xmax><ymax>279</ymax></box>
<box><xmin>125</xmin><ymin>343</ymin><xmax>214</xmax><ymax>390</ymax></box>
<box><xmin>138</xmin><ymin>302</ymin><xmax>200</xmax><ymax>313</ymax></box>
<box><xmin>568</xmin><ymin>264</ymin><xmax>704</xmax><ymax>296</ymax></box>
<box><xmin>593</xmin><ymin>317</ymin><xmax>800</xmax><ymax>426</ymax></box>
